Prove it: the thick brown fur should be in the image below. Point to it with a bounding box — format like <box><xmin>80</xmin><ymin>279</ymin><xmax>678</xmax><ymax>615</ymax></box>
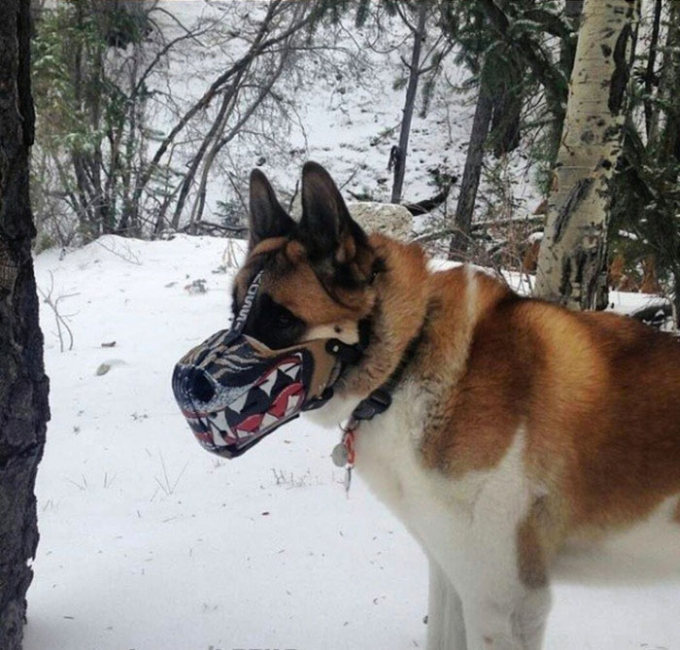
<box><xmin>237</xmin><ymin>164</ymin><xmax>680</xmax><ymax>544</ymax></box>
<box><xmin>232</xmin><ymin>162</ymin><xmax>680</xmax><ymax>648</ymax></box>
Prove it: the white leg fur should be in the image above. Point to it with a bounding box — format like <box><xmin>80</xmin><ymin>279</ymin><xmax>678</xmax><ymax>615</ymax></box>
<box><xmin>457</xmin><ymin>584</ymin><xmax>550</xmax><ymax>650</ymax></box>
<box><xmin>513</xmin><ymin>588</ymin><xmax>551</xmax><ymax>650</ymax></box>
<box><xmin>427</xmin><ymin>557</ymin><xmax>467</xmax><ymax>650</ymax></box>
<box><xmin>426</xmin><ymin>555</ymin><xmax>549</xmax><ymax>650</ymax></box>
<box><xmin>353</xmin><ymin>388</ymin><xmax>550</xmax><ymax>650</ymax></box>
<box><xmin>436</xmin><ymin>430</ymin><xmax>548</xmax><ymax>650</ymax></box>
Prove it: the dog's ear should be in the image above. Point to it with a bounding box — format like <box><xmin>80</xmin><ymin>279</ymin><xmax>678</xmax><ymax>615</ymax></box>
<box><xmin>248</xmin><ymin>169</ymin><xmax>296</xmax><ymax>250</ymax></box>
<box><xmin>299</xmin><ymin>161</ymin><xmax>368</xmax><ymax>263</ymax></box>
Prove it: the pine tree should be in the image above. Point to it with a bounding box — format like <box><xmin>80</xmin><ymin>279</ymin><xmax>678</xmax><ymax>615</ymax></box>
<box><xmin>445</xmin><ymin>0</ymin><xmax>576</xmax><ymax>259</ymax></box>
<box><xmin>609</xmin><ymin>0</ymin><xmax>680</xmax><ymax>324</ymax></box>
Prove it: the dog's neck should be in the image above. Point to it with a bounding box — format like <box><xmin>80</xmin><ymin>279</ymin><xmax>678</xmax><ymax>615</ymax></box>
<box><xmin>343</xmin><ymin>238</ymin><xmax>516</xmax><ymax>408</ymax></box>
<box><xmin>340</xmin><ymin>234</ymin><xmax>431</xmax><ymax>401</ymax></box>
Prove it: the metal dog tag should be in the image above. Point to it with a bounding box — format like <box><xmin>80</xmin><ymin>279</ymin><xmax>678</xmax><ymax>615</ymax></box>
<box><xmin>331</xmin><ymin>442</ymin><xmax>349</xmax><ymax>467</ymax></box>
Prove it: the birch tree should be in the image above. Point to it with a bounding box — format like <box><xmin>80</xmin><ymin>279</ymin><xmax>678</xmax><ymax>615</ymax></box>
<box><xmin>534</xmin><ymin>0</ymin><xmax>639</xmax><ymax>309</ymax></box>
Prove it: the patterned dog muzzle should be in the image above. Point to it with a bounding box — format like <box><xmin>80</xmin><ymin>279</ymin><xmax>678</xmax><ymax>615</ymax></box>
<box><xmin>172</xmin><ymin>272</ymin><xmax>358</xmax><ymax>458</ymax></box>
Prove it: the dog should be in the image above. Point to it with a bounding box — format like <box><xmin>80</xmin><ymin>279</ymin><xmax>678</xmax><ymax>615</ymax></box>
<box><xmin>206</xmin><ymin>162</ymin><xmax>680</xmax><ymax>649</ymax></box>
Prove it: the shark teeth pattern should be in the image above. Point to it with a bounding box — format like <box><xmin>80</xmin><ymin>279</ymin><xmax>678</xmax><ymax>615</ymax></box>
<box><xmin>178</xmin><ymin>350</ymin><xmax>309</xmax><ymax>457</ymax></box>
<box><xmin>279</xmin><ymin>361</ymin><xmax>300</xmax><ymax>379</ymax></box>
<box><xmin>260</xmin><ymin>412</ymin><xmax>279</xmax><ymax>430</ymax></box>
<box><xmin>230</xmin><ymin>390</ymin><xmax>249</xmax><ymax>413</ymax></box>
<box><xmin>286</xmin><ymin>391</ymin><xmax>303</xmax><ymax>415</ymax></box>
<box><xmin>210</xmin><ymin>422</ymin><xmax>230</xmax><ymax>447</ymax></box>
<box><xmin>258</xmin><ymin>371</ymin><xmax>278</xmax><ymax>397</ymax></box>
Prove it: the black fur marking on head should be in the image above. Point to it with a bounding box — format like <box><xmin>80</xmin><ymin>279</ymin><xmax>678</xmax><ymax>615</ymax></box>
<box><xmin>314</xmin><ymin>252</ymin><xmax>384</xmax><ymax>306</ymax></box>
<box><xmin>328</xmin><ymin>260</ymin><xmax>366</xmax><ymax>291</ymax></box>
<box><xmin>231</xmin><ymin>245</ymin><xmax>299</xmax><ymax>345</ymax></box>
<box><xmin>358</xmin><ymin>316</ymin><xmax>373</xmax><ymax>349</ymax></box>
<box><xmin>236</xmin><ymin>291</ymin><xmax>306</xmax><ymax>350</ymax></box>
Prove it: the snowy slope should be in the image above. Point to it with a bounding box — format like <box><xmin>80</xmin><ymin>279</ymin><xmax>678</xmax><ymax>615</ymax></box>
<box><xmin>23</xmin><ymin>234</ymin><xmax>680</xmax><ymax>650</ymax></box>
<box><xmin>144</xmin><ymin>0</ymin><xmax>540</xmax><ymax>232</ymax></box>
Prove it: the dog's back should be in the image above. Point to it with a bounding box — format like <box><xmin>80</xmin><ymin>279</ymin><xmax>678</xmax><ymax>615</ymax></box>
<box><xmin>210</xmin><ymin>162</ymin><xmax>680</xmax><ymax>649</ymax></box>
<box><xmin>396</xmin><ymin>262</ymin><xmax>680</xmax><ymax>573</ymax></box>
<box><xmin>350</xmin><ymin>255</ymin><xmax>680</xmax><ymax>648</ymax></box>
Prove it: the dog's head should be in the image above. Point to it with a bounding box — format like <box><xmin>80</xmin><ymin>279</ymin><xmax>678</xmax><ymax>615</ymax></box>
<box><xmin>233</xmin><ymin>161</ymin><xmax>381</xmax><ymax>354</ymax></box>
<box><xmin>173</xmin><ymin>162</ymin><xmax>386</xmax><ymax>457</ymax></box>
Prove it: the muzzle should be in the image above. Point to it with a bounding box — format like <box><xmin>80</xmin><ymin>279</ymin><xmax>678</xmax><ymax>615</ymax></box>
<box><xmin>172</xmin><ymin>272</ymin><xmax>361</xmax><ymax>458</ymax></box>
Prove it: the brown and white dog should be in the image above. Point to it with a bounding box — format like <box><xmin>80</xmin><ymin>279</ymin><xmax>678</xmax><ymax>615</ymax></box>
<box><xmin>230</xmin><ymin>162</ymin><xmax>680</xmax><ymax>650</ymax></box>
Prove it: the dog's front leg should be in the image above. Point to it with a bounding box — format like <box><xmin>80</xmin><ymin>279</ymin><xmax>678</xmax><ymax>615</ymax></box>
<box><xmin>459</xmin><ymin>582</ymin><xmax>550</xmax><ymax>650</ymax></box>
<box><xmin>426</xmin><ymin>556</ymin><xmax>467</xmax><ymax>650</ymax></box>
<box><xmin>462</xmin><ymin>594</ymin><xmax>519</xmax><ymax>650</ymax></box>
<box><xmin>513</xmin><ymin>586</ymin><xmax>551</xmax><ymax>649</ymax></box>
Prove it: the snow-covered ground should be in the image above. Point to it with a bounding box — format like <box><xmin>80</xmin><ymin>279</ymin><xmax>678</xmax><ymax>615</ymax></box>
<box><xmin>22</xmin><ymin>3</ymin><xmax>678</xmax><ymax>648</ymax></box>
<box><xmin>23</xmin><ymin>234</ymin><xmax>679</xmax><ymax>650</ymax></box>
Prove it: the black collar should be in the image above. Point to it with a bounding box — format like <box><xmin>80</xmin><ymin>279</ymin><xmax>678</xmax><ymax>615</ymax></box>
<box><xmin>350</xmin><ymin>327</ymin><xmax>424</xmax><ymax>422</ymax></box>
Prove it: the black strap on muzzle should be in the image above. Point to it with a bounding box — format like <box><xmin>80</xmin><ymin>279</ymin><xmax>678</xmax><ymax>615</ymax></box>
<box><xmin>227</xmin><ymin>270</ymin><xmax>264</xmax><ymax>345</ymax></box>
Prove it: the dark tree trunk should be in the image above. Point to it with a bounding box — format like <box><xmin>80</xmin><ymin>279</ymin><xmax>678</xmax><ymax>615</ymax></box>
<box><xmin>673</xmin><ymin>268</ymin><xmax>680</xmax><ymax>329</ymax></box>
<box><xmin>490</xmin><ymin>79</ymin><xmax>522</xmax><ymax>158</ymax></box>
<box><xmin>0</xmin><ymin>1</ymin><xmax>50</xmax><ymax>648</ymax></box>
<box><xmin>390</xmin><ymin>2</ymin><xmax>427</xmax><ymax>205</ymax></box>
<box><xmin>448</xmin><ymin>78</ymin><xmax>493</xmax><ymax>260</ymax></box>
<box><xmin>643</xmin><ymin>0</ymin><xmax>662</xmax><ymax>140</ymax></box>
<box><xmin>560</xmin><ymin>0</ymin><xmax>584</xmax><ymax>75</ymax></box>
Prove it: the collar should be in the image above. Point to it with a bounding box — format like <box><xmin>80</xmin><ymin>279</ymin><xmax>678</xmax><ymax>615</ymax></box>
<box><xmin>333</xmin><ymin>328</ymin><xmax>424</xmax><ymax>492</ymax></box>
<box><xmin>350</xmin><ymin>328</ymin><xmax>424</xmax><ymax>422</ymax></box>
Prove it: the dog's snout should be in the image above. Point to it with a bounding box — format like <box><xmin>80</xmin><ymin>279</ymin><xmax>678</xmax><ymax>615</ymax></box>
<box><xmin>174</xmin><ymin>364</ymin><xmax>216</xmax><ymax>405</ymax></box>
<box><xmin>187</xmin><ymin>367</ymin><xmax>215</xmax><ymax>403</ymax></box>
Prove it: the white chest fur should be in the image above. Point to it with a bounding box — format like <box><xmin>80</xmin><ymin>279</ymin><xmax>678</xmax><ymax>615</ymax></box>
<box><xmin>352</xmin><ymin>382</ymin><xmax>533</xmax><ymax>594</ymax></box>
<box><xmin>311</xmin><ymin>382</ymin><xmax>680</xmax><ymax>649</ymax></box>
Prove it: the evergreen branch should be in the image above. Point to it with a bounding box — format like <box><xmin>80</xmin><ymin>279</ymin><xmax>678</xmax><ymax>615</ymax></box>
<box><xmin>522</xmin><ymin>8</ymin><xmax>572</xmax><ymax>40</ymax></box>
<box><xmin>477</xmin><ymin>0</ymin><xmax>568</xmax><ymax>115</ymax></box>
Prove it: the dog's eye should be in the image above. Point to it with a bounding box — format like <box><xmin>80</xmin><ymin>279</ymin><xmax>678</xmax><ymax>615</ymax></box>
<box><xmin>248</xmin><ymin>294</ymin><xmax>305</xmax><ymax>349</ymax></box>
<box><xmin>276</xmin><ymin>312</ymin><xmax>295</xmax><ymax>327</ymax></box>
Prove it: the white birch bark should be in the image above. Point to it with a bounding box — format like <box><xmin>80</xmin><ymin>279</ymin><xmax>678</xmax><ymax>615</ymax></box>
<box><xmin>534</xmin><ymin>0</ymin><xmax>639</xmax><ymax>309</ymax></box>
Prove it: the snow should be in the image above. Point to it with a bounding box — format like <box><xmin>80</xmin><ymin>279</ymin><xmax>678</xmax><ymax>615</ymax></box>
<box><xmin>20</xmin><ymin>2</ymin><xmax>679</xmax><ymax>647</ymax></box>
<box><xmin>141</xmin><ymin>0</ymin><xmax>541</xmax><ymax>233</ymax></box>
<box><xmin>23</xmin><ymin>234</ymin><xmax>680</xmax><ymax>650</ymax></box>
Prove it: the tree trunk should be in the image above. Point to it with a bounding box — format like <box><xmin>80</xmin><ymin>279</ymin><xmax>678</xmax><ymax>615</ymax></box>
<box><xmin>489</xmin><ymin>64</ymin><xmax>522</xmax><ymax>158</ymax></box>
<box><xmin>390</xmin><ymin>2</ymin><xmax>427</xmax><ymax>205</ymax></box>
<box><xmin>0</xmin><ymin>1</ymin><xmax>49</xmax><ymax>648</ymax></box>
<box><xmin>656</xmin><ymin>1</ymin><xmax>680</xmax><ymax>167</ymax></box>
<box><xmin>534</xmin><ymin>0</ymin><xmax>639</xmax><ymax>310</ymax></box>
<box><xmin>673</xmin><ymin>269</ymin><xmax>680</xmax><ymax>330</ymax></box>
<box><xmin>643</xmin><ymin>0</ymin><xmax>663</xmax><ymax>141</ymax></box>
<box><xmin>658</xmin><ymin>2</ymin><xmax>680</xmax><ymax>328</ymax></box>
<box><xmin>448</xmin><ymin>76</ymin><xmax>493</xmax><ymax>260</ymax></box>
